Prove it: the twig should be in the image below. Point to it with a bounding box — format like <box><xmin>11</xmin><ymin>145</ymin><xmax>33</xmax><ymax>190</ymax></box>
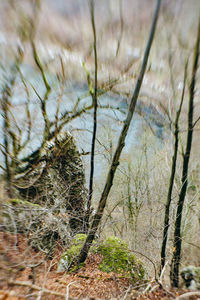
<box><xmin>143</xmin><ymin>278</ymin><xmax>159</xmax><ymax>294</ymax></box>
<box><xmin>55</xmin><ymin>56</ymin><xmax>65</xmax><ymax>142</ymax></box>
<box><xmin>130</xmin><ymin>249</ymin><xmax>157</xmax><ymax>281</ymax></box>
<box><xmin>116</xmin><ymin>0</ymin><xmax>124</xmax><ymax>57</ymax></box>
<box><xmin>31</xmin><ymin>41</ymin><xmax>51</xmax><ymax>141</ymax></box>
<box><xmin>159</xmin><ymin>261</ymin><xmax>168</xmax><ymax>286</ymax></box>
<box><xmin>122</xmin><ymin>285</ymin><xmax>132</xmax><ymax>300</ymax></box>
<box><xmin>17</xmin><ymin>66</ymin><xmax>32</xmax><ymax>149</ymax></box>
<box><xmin>142</xmin><ymin>279</ymin><xmax>176</xmax><ymax>299</ymax></box>
<box><xmin>183</xmin><ymin>240</ymin><xmax>200</xmax><ymax>250</ymax></box>
<box><xmin>193</xmin><ymin>115</ymin><xmax>200</xmax><ymax>128</ymax></box>
<box><xmin>176</xmin><ymin>291</ymin><xmax>200</xmax><ymax>299</ymax></box>
<box><xmin>66</xmin><ymin>281</ymin><xmax>77</xmax><ymax>300</ymax></box>
<box><xmin>8</xmin><ymin>280</ymin><xmax>66</xmax><ymax>298</ymax></box>
<box><xmin>141</xmin><ymin>261</ymin><xmax>176</xmax><ymax>298</ymax></box>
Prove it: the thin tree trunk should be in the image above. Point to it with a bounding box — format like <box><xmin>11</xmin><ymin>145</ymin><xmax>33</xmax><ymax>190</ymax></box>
<box><xmin>2</xmin><ymin>49</ymin><xmax>24</xmax><ymax>197</ymax></box>
<box><xmin>170</xmin><ymin>18</ymin><xmax>200</xmax><ymax>287</ymax></box>
<box><xmin>2</xmin><ymin>90</ymin><xmax>13</xmax><ymax>198</ymax></box>
<box><xmin>69</xmin><ymin>0</ymin><xmax>162</xmax><ymax>268</ymax></box>
<box><xmin>116</xmin><ymin>0</ymin><xmax>124</xmax><ymax>57</ymax></box>
<box><xmin>86</xmin><ymin>0</ymin><xmax>98</xmax><ymax>232</ymax></box>
<box><xmin>160</xmin><ymin>60</ymin><xmax>187</xmax><ymax>272</ymax></box>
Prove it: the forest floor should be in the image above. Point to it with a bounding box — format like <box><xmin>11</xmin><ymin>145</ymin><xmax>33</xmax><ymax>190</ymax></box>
<box><xmin>0</xmin><ymin>2</ymin><xmax>200</xmax><ymax>299</ymax></box>
<box><xmin>0</xmin><ymin>232</ymin><xmax>199</xmax><ymax>300</ymax></box>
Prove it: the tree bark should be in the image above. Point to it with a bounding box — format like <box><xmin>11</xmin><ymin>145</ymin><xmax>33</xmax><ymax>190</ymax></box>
<box><xmin>1</xmin><ymin>48</ymin><xmax>24</xmax><ymax>197</ymax></box>
<box><xmin>86</xmin><ymin>0</ymin><xmax>98</xmax><ymax>232</ymax></box>
<box><xmin>160</xmin><ymin>60</ymin><xmax>187</xmax><ymax>272</ymax></box>
<box><xmin>170</xmin><ymin>18</ymin><xmax>200</xmax><ymax>287</ymax></box>
<box><xmin>70</xmin><ymin>0</ymin><xmax>162</xmax><ymax>268</ymax></box>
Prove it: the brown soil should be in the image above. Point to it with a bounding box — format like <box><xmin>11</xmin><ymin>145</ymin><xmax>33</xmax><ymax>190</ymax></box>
<box><xmin>0</xmin><ymin>232</ymin><xmax>199</xmax><ymax>300</ymax></box>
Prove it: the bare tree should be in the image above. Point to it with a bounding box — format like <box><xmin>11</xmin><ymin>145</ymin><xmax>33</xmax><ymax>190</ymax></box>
<box><xmin>69</xmin><ymin>0</ymin><xmax>162</xmax><ymax>268</ymax></box>
<box><xmin>86</xmin><ymin>0</ymin><xmax>98</xmax><ymax>232</ymax></box>
<box><xmin>160</xmin><ymin>59</ymin><xmax>188</xmax><ymax>272</ymax></box>
<box><xmin>1</xmin><ymin>0</ymin><xmax>130</xmax><ymax>236</ymax></box>
<box><xmin>170</xmin><ymin>18</ymin><xmax>200</xmax><ymax>287</ymax></box>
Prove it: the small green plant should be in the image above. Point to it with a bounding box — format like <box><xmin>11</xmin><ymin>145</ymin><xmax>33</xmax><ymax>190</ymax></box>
<box><xmin>8</xmin><ymin>198</ymin><xmax>41</xmax><ymax>208</ymax></box>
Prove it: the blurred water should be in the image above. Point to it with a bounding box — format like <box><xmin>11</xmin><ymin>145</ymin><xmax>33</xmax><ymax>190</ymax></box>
<box><xmin>0</xmin><ymin>63</ymin><xmax>166</xmax><ymax>181</ymax></box>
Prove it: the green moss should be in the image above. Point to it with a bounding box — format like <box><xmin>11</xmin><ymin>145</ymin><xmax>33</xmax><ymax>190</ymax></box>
<box><xmin>67</xmin><ymin>234</ymin><xmax>87</xmax><ymax>260</ymax></box>
<box><xmin>8</xmin><ymin>198</ymin><xmax>41</xmax><ymax>208</ymax></box>
<box><xmin>57</xmin><ymin>234</ymin><xmax>87</xmax><ymax>272</ymax></box>
<box><xmin>58</xmin><ymin>235</ymin><xmax>145</xmax><ymax>282</ymax></box>
<box><xmin>96</xmin><ymin>236</ymin><xmax>145</xmax><ymax>282</ymax></box>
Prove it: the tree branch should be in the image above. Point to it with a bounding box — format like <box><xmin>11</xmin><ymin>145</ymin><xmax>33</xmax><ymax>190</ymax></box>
<box><xmin>69</xmin><ymin>0</ymin><xmax>162</xmax><ymax>268</ymax></box>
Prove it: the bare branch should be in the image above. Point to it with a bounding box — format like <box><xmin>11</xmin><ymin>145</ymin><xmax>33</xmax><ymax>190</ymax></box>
<box><xmin>69</xmin><ymin>0</ymin><xmax>162</xmax><ymax>268</ymax></box>
<box><xmin>176</xmin><ymin>292</ymin><xmax>200</xmax><ymax>300</ymax></box>
<box><xmin>160</xmin><ymin>58</ymin><xmax>188</xmax><ymax>272</ymax></box>
<box><xmin>8</xmin><ymin>280</ymin><xmax>66</xmax><ymax>298</ymax></box>
<box><xmin>116</xmin><ymin>0</ymin><xmax>124</xmax><ymax>57</ymax></box>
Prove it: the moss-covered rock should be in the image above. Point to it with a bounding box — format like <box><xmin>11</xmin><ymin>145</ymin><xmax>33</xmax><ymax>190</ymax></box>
<box><xmin>96</xmin><ymin>236</ymin><xmax>145</xmax><ymax>282</ymax></box>
<box><xmin>2</xmin><ymin>198</ymin><xmax>43</xmax><ymax>234</ymax></box>
<box><xmin>1</xmin><ymin>197</ymin><xmax>71</xmax><ymax>257</ymax></box>
<box><xmin>57</xmin><ymin>234</ymin><xmax>87</xmax><ymax>272</ymax></box>
<box><xmin>57</xmin><ymin>234</ymin><xmax>145</xmax><ymax>283</ymax></box>
<box><xmin>181</xmin><ymin>266</ymin><xmax>200</xmax><ymax>290</ymax></box>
